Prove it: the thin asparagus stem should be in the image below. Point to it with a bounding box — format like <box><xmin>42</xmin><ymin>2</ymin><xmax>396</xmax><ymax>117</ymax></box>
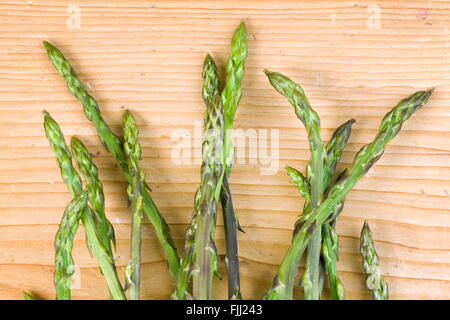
<box><xmin>71</xmin><ymin>137</ymin><xmax>116</xmax><ymax>256</ymax></box>
<box><xmin>360</xmin><ymin>220</ymin><xmax>389</xmax><ymax>300</ymax></box>
<box><xmin>43</xmin><ymin>41</ymin><xmax>180</xmax><ymax>281</ymax></box>
<box><xmin>122</xmin><ymin>110</ymin><xmax>145</xmax><ymax>300</ymax></box>
<box><xmin>264</xmin><ymin>88</ymin><xmax>433</xmax><ymax>300</ymax></box>
<box><xmin>43</xmin><ymin>111</ymin><xmax>126</xmax><ymax>300</ymax></box>
<box><xmin>265</xmin><ymin>70</ymin><xmax>326</xmax><ymax>300</ymax></box>
<box><xmin>54</xmin><ymin>190</ymin><xmax>88</xmax><ymax>300</ymax></box>
<box><xmin>221</xmin><ymin>176</ymin><xmax>242</xmax><ymax>300</ymax></box>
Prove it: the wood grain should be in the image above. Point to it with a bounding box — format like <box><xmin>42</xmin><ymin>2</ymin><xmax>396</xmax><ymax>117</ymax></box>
<box><xmin>0</xmin><ymin>0</ymin><xmax>449</xmax><ymax>299</ymax></box>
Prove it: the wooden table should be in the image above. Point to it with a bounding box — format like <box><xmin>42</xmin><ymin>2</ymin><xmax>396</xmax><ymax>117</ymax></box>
<box><xmin>0</xmin><ymin>0</ymin><xmax>448</xmax><ymax>299</ymax></box>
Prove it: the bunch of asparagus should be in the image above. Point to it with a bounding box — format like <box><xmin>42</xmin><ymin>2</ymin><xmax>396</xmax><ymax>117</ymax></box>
<box><xmin>32</xmin><ymin>20</ymin><xmax>431</xmax><ymax>300</ymax></box>
<box><xmin>40</xmin><ymin>39</ymin><xmax>174</xmax><ymax>299</ymax></box>
<box><xmin>36</xmin><ymin>21</ymin><xmax>247</xmax><ymax>300</ymax></box>
<box><xmin>262</xmin><ymin>71</ymin><xmax>433</xmax><ymax>300</ymax></box>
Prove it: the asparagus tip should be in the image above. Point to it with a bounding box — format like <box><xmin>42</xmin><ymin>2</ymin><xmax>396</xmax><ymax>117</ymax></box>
<box><xmin>42</xmin><ymin>40</ymin><xmax>54</xmax><ymax>53</ymax></box>
<box><xmin>239</xmin><ymin>19</ymin><xmax>246</xmax><ymax>30</ymax></box>
<box><xmin>362</xmin><ymin>219</ymin><xmax>369</xmax><ymax>231</ymax></box>
<box><xmin>204</xmin><ymin>53</ymin><xmax>214</xmax><ymax>64</ymax></box>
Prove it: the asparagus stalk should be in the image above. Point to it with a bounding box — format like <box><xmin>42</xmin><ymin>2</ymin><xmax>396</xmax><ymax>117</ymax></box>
<box><xmin>122</xmin><ymin>110</ymin><xmax>145</xmax><ymax>300</ymax></box>
<box><xmin>43</xmin><ymin>111</ymin><xmax>126</xmax><ymax>300</ymax></box>
<box><xmin>173</xmin><ymin>55</ymin><xmax>225</xmax><ymax>299</ymax></box>
<box><xmin>265</xmin><ymin>70</ymin><xmax>327</xmax><ymax>300</ymax></box>
<box><xmin>71</xmin><ymin>137</ymin><xmax>116</xmax><ymax>256</ymax></box>
<box><xmin>192</xmin><ymin>91</ymin><xmax>224</xmax><ymax>299</ymax></box>
<box><xmin>360</xmin><ymin>220</ymin><xmax>389</xmax><ymax>300</ymax></box>
<box><xmin>264</xmin><ymin>88</ymin><xmax>433</xmax><ymax>300</ymax></box>
<box><xmin>320</xmin><ymin>119</ymin><xmax>355</xmax><ymax>299</ymax></box>
<box><xmin>43</xmin><ymin>41</ymin><xmax>180</xmax><ymax>281</ymax></box>
<box><xmin>222</xmin><ymin>20</ymin><xmax>248</xmax><ymax>175</ymax></box>
<box><xmin>220</xmin><ymin>176</ymin><xmax>242</xmax><ymax>299</ymax></box>
<box><xmin>54</xmin><ymin>190</ymin><xmax>88</xmax><ymax>300</ymax></box>
<box><xmin>324</xmin><ymin>119</ymin><xmax>355</xmax><ymax>187</ymax></box>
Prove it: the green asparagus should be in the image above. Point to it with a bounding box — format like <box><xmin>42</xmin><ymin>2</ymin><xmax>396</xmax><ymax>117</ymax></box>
<box><xmin>360</xmin><ymin>220</ymin><xmax>389</xmax><ymax>300</ymax></box>
<box><xmin>264</xmin><ymin>88</ymin><xmax>433</xmax><ymax>300</ymax></box>
<box><xmin>265</xmin><ymin>70</ymin><xmax>327</xmax><ymax>299</ymax></box>
<box><xmin>43</xmin><ymin>41</ymin><xmax>180</xmax><ymax>281</ymax></box>
<box><xmin>122</xmin><ymin>110</ymin><xmax>145</xmax><ymax>300</ymax></box>
<box><xmin>192</xmin><ymin>91</ymin><xmax>224</xmax><ymax>299</ymax></box>
<box><xmin>173</xmin><ymin>55</ymin><xmax>225</xmax><ymax>299</ymax></box>
<box><xmin>43</xmin><ymin>111</ymin><xmax>126</xmax><ymax>300</ymax></box>
<box><xmin>71</xmin><ymin>137</ymin><xmax>116</xmax><ymax>256</ymax></box>
<box><xmin>54</xmin><ymin>190</ymin><xmax>88</xmax><ymax>300</ymax></box>
<box><xmin>320</xmin><ymin>119</ymin><xmax>354</xmax><ymax>300</ymax></box>
<box><xmin>222</xmin><ymin>20</ymin><xmax>248</xmax><ymax>175</ymax></box>
<box><xmin>172</xmin><ymin>54</ymin><xmax>221</xmax><ymax>300</ymax></box>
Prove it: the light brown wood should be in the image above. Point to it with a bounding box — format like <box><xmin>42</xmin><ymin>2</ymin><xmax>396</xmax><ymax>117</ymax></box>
<box><xmin>0</xmin><ymin>0</ymin><xmax>449</xmax><ymax>300</ymax></box>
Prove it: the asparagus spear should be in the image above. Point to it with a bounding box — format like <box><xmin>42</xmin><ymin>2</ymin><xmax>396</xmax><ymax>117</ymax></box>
<box><xmin>264</xmin><ymin>88</ymin><xmax>433</xmax><ymax>300</ymax></box>
<box><xmin>192</xmin><ymin>91</ymin><xmax>224</xmax><ymax>299</ymax></box>
<box><xmin>325</xmin><ymin>119</ymin><xmax>355</xmax><ymax>187</ymax></box>
<box><xmin>71</xmin><ymin>137</ymin><xmax>116</xmax><ymax>256</ymax></box>
<box><xmin>360</xmin><ymin>220</ymin><xmax>389</xmax><ymax>300</ymax></box>
<box><xmin>54</xmin><ymin>190</ymin><xmax>88</xmax><ymax>300</ymax></box>
<box><xmin>203</xmin><ymin>51</ymin><xmax>242</xmax><ymax>301</ymax></box>
<box><xmin>43</xmin><ymin>111</ymin><xmax>126</xmax><ymax>300</ymax></box>
<box><xmin>320</xmin><ymin>119</ymin><xmax>355</xmax><ymax>299</ymax></box>
<box><xmin>265</xmin><ymin>70</ymin><xmax>327</xmax><ymax>300</ymax></box>
<box><xmin>122</xmin><ymin>110</ymin><xmax>145</xmax><ymax>300</ymax></box>
<box><xmin>220</xmin><ymin>21</ymin><xmax>248</xmax><ymax>300</ymax></box>
<box><xmin>222</xmin><ymin>20</ymin><xmax>248</xmax><ymax>175</ymax></box>
<box><xmin>43</xmin><ymin>41</ymin><xmax>180</xmax><ymax>281</ymax></box>
<box><xmin>173</xmin><ymin>55</ymin><xmax>225</xmax><ymax>299</ymax></box>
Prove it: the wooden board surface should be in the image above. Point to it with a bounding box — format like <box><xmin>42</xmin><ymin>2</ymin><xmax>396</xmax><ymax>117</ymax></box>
<box><xmin>0</xmin><ymin>0</ymin><xmax>449</xmax><ymax>300</ymax></box>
